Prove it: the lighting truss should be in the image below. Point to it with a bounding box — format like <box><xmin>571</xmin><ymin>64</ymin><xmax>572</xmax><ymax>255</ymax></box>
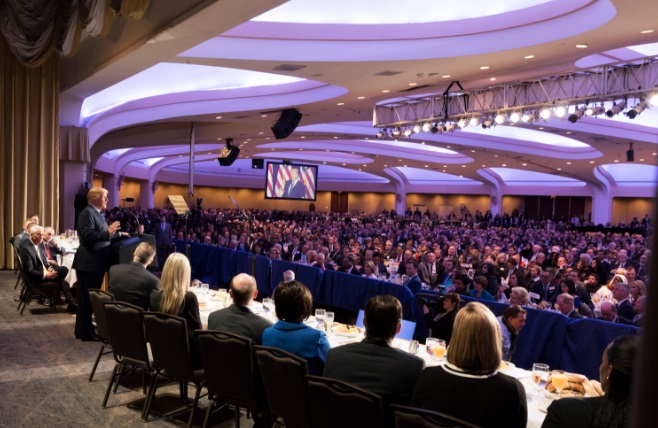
<box><xmin>373</xmin><ymin>55</ymin><xmax>658</xmax><ymax>128</ymax></box>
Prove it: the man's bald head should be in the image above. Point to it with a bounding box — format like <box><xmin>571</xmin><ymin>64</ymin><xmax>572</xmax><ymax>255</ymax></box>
<box><xmin>230</xmin><ymin>273</ymin><xmax>258</xmax><ymax>305</ymax></box>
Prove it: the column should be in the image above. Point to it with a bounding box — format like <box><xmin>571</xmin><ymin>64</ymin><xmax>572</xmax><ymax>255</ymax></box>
<box><xmin>59</xmin><ymin>161</ymin><xmax>88</xmax><ymax>232</ymax></box>
<box><xmin>591</xmin><ymin>189</ymin><xmax>612</xmax><ymax>226</ymax></box>
<box><xmin>141</xmin><ymin>180</ymin><xmax>155</xmax><ymax>209</ymax></box>
<box><xmin>102</xmin><ymin>174</ymin><xmax>119</xmax><ymax>208</ymax></box>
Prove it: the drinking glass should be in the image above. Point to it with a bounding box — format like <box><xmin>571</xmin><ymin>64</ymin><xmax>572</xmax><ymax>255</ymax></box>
<box><xmin>315</xmin><ymin>308</ymin><xmax>326</xmax><ymax>330</ymax></box>
<box><xmin>262</xmin><ymin>298</ymin><xmax>272</xmax><ymax>312</ymax></box>
<box><xmin>552</xmin><ymin>371</ymin><xmax>569</xmax><ymax>399</ymax></box>
<box><xmin>531</xmin><ymin>363</ymin><xmax>550</xmax><ymax>400</ymax></box>
<box><xmin>425</xmin><ymin>338</ymin><xmax>447</xmax><ymax>360</ymax></box>
<box><xmin>200</xmin><ymin>283</ymin><xmax>209</xmax><ymax>295</ymax></box>
<box><xmin>324</xmin><ymin>311</ymin><xmax>335</xmax><ymax>333</ymax></box>
<box><xmin>217</xmin><ymin>288</ymin><xmax>228</xmax><ymax>306</ymax></box>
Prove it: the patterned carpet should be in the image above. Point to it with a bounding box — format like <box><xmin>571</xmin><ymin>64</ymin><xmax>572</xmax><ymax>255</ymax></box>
<box><xmin>0</xmin><ymin>270</ymin><xmax>250</xmax><ymax>427</ymax></box>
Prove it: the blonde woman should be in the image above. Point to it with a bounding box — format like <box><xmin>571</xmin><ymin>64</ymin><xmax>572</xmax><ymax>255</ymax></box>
<box><xmin>150</xmin><ymin>253</ymin><xmax>203</xmax><ymax>368</ymax></box>
<box><xmin>412</xmin><ymin>302</ymin><xmax>527</xmax><ymax>427</ymax></box>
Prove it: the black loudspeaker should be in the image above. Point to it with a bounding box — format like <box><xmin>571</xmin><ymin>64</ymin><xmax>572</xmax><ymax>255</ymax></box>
<box><xmin>626</xmin><ymin>148</ymin><xmax>634</xmax><ymax>162</ymax></box>
<box><xmin>271</xmin><ymin>108</ymin><xmax>302</xmax><ymax>139</ymax></box>
<box><xmin>217</xmin><ymin>146</ymin><xmax>240</xmax><ymax>166</ymax></box>
<box><xmin>252</xmin><ymin>159</ymin><xmax>264</xmax><ymax>169</ymax></box>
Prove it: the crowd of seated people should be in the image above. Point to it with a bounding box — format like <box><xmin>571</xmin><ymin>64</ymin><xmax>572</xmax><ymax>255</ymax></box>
<box><xmin>103</xmin><ymin>206</ymin><xmax>650</xmax><ymax>327</ymax></box>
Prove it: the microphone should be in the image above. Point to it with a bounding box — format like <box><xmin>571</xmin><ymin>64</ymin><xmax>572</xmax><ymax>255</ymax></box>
<box><xmin>121</xmin><ymin>208</ymin><xmax>141</xmax><ymax>235</ymax></box>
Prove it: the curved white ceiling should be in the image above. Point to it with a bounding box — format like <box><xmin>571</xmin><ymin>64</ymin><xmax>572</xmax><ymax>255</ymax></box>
<box><xmin>485</xmin><ymin>168</ymin><xmax>587</xmax><ymax>187</ymax></box>
<box><xmin>600</xmin><ymin>164</ymin><xmax>658</xmax><ymax>185</ymax></box>
<box><xmin>180</xmin><ymin>0</ymin><xmax>615</xmax><ymax>61</ymax></box>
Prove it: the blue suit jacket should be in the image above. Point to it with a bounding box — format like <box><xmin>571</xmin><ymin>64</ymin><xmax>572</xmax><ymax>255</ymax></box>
<box><xmin>404</xmin><ymin>274</ymin><xmax>423</xmax><ymax>294</ymax></box>
<box><xmin>262</xmin><ymin>320</ymin><xmax>330</xmax><ymax>374</ymax></box>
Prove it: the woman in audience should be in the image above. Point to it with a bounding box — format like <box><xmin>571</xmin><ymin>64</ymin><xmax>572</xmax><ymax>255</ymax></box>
<box><xmin>149</xmin><ymin>253</ymin><xmax>203</xmax><ymax>369</ymax></box>
<box><xmin>509</xmin><ymin>286</ymin><xmax>530</xmax><ymax>306</ymax></box>
<box><xmin>469</xmin><ymin>276</ymin><xmax>494</xmax><ymax>301</ymax></box>
<box><xmin>423</xmin><ymin>292</ymin><xmax>461</xmax><ymax>345</ymax></box>
<box><xmin>550</xmin><ymin>278</ymin><xmax>593</xmax><ymax>317</ymax></box>
<box><xmin>629</xmin><ymin>280</ymin><xmax>646</xmax><ymax>303</ymax></box>
<box><xmin>262</xmin><ymin>280</ymin><xmax>330</xmax><ymax>375</ymax></box>
<box><xmin>525</xmin><ymin>266</ymin><xmax>542</xmax><ymax>290</ymax></box>
<box><xmin>542</xmin><ymin>335</ymin><xmax>638</xmax><ymax>428</ymax></box>
<box><xmin>413</xmin><ymin>302</ymin><xmax>527</xmax><ymax>427</ymax></box>
<box><xmin>362</xmin><ymin>261</ymin><xmax>377</xmax><ymax>279</ymax></box>
<box><xmin>480</xmin><ymin>262</ymin><xmax>501</xmax><ymax>295</ymax></box>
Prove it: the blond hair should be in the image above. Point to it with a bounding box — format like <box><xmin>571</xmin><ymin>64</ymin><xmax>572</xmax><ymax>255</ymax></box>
<box><xmin>447</xmin><ymin>302</ymin><xmax>502</xmax><ymax>374</ymax></box>
<box><xmin>87</xmin><ymin>186</ymin><xmax>108</xmax><ymax>203</ymax></box>
<box><xmin>159</xmin><ymin>253</ymin><xmax>191</xmax><ymax>315</ymax></box>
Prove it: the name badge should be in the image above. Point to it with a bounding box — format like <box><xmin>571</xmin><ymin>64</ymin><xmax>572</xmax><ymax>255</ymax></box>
<box><xmin>529</xmin><ymin>292</ymin><xmax>541</xmax><ymax>301</ymax></box>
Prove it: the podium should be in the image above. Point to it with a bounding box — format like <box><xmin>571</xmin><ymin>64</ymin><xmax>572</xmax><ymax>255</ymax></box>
<box><xmin>110</xmin><ymin>234</ymin><xmax>158</xmax><ymax>269</ymax></box>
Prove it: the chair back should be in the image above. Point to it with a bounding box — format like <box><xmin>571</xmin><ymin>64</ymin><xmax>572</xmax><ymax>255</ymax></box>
<box><xmin>390</xmin><ymin>404</ymin><xmax>480</xmax><ymax>428</ymax></box>
<box><xmin>197</xmin><ymin>330</ymin><xmax>261</xmax><ymax>411</ymax></box>
<box><xmin>143</xmin><ymin>312</ymin><xmax>194</xmax><ymax>381</ymax></box>
<box><xmin>254</xmin><ymin>345</ymin><xmax>312</xmax><ymax>428</ymax></box>
<box><xmin>103</xmin><ymin>301</ymin><xmax>150</xmax><ymax>370</ymax></box>
<box><xmin>89</xmin><ymin>289</ymin><xmax>114</xmax><ymax>344</ymax></box>
<box><xmin>305</xmin><ymin>375</ymin><xmax>384</xmax><ymax>428</ymax></box>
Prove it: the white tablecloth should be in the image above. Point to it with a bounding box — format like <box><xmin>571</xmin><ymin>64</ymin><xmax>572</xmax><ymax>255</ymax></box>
<box><xmin>195</xmin><ymin>290</ymin><xmax>551</xmax><ymax>427</ymax></box>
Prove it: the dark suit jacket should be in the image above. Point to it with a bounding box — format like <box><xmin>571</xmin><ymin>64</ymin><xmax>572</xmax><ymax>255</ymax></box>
<box><xmin>542</xmin><ymin>396</ymin><xmax>604</xmax><ymax>428</ymax></box>
<box><xmin>424</xmin><ymin>309</ymin><xmax>457</xmax><ymax>344</ymax></box>
<box><xmin>282</xmin><ymin>180</ymin><xmax>306</xmax><ymax>198</ymax></box>
<box><xmin>324</xmin><ymin>338</ymin><xmax>425</xmax><ymax>406</ymax></box>
<box><xmin>153</xmin><ymin>221</ymin><xmax>173</xmax><ymax>246</ymax></box>
<box><xmin>404</xmin><ymin>274</ymin><xmax>423</xmax><ymax>294</ymax></box>
<box><xmin>40</xmin><ymin>241</ymin><xmax>64</xmax><ymax>263</ymax></box>
<box><xmin>616</xmin><ymin>299</ymin><xmax>635</xmax><ymax>321</ymax></box>
<box><xmin>567</xmin><ymin>309</ymin><xmax>583</xmax><ymax>319</ymax></box>
<box><xmin>207</xmin><ymin>303</ymin><xmax>273</xmax><ymax>345</ymax></box>
<box><xmin>19</xmin><ymin>239</ymin><xmax>50</xmax><ymax>289</ymax></box>
<box><xmin>418</xmin><ymin>261</ymin><xmax>443</xmax><ymax>288</ymax></box>
<box><xmin>73</xmin><ymin>204</ymin><xmax>117</xmax><ymax>272</ymax></box>
<box><xmin>108</xmin><ymin>261</ymin><xmax>161</xmax><ymax>310</ymax></box>
<box><xmin>528</xmin><ymin>281</ymin><xmax>558</xmax><ymax>303</ymax></box>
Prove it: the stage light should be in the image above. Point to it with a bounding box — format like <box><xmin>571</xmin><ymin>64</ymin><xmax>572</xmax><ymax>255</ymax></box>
<box><xmin>458</xmin><ymin>118</ymin><xmax>468</xmax><ymax>128</ymax></box>
<box><xmin>430</xmin><ymin>123</ymin><xmax>440</xmax><ymax>134</ymax></box>
<box><xmin>626</xmin><ymin>102</ymin><xmax>647</xmax><ymax>119</ymax></box>
<box><xmin>606</xmin><ymin>102</ymin><xmax>626</xmax><ymax>117</ymax></box>
<box><xmin>413</xmin><ymin>124</ymin><xmax>422</xmax><ymax>133</ymax></box>
<box><xmin>391</xmin><ymin>126</ymin><xmax>402</xmax><ymax>137</ymax></box>
<box><xmin>539</xmin><ymin>108</ymin><xmax>552</xmax><ymax>120</ymax></box>
<box><xmin>649</xmin><ymin>93</ymin><xmax>658</xmax><ymax>107</ymax></box>
<box><xmin>509</xmin><ymin>112</ymin><xmax>521</xmax><ymax>123</ymax></box>
<box><xmin>555</xmin><ymin>105</ymin><xmax>567</xmax><ymax>118</ymax></box>
<box><xmin>443</xmin><ymin>123</ymin><xmax>456</xmax><ymax>132</ymax></box>
<box><xmin>376</xmin><ymin>128</ymin><xmax>388</xmax><ymax>139</ymax></box>
<box><xmin>585</xmin><ymin>106</ymin><xmax>605</xmax><ymax>116</ymax></box>
<box><xmin>494</xmin><ymin>113</ymin><xmax>506</xmax><ymax>125</ymax></box>
<box><xmin>469</xmin><ymin>117</ymin><xmax>481</xmax><ymax>127</ymax></box>
<box><xmin>522</xmin><ymin>112</ymin><xmax>536</xmax><ymax>123</ymax></box>
<box><xmin>403</xmin><ymin>128</ymin><xmax>413</xmax><ymax>137</ymax></box>
<box><xmin>568</xmin><ymin>106</ymin><xmax>586</xmax><ymax>123</ymax></box>
<box><xmin>422</xmin><ymin>122</ymin><xmax>431</xmax><ymax>133</ymax></box>
<box><xmin>482</xmin><ymin>119</ymin><xmax>494</xmax><ymax>129</ymax></box>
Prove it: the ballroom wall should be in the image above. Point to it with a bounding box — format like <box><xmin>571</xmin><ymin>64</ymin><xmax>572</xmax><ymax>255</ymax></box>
<box><xmin>612</xmin><ymin>197</ymin><xmax>657</xmax><ymax>225</ymax></box>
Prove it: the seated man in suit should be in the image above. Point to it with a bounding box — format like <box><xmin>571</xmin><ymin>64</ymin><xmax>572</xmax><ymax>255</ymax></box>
<box><xmin>19</xmin><ymin>225</ymin><xmax>74</xmax><ymax>311</ymax></box>
<box><xmin>402</xmin><ymin>259</ymin><xmax>423</xmax><ymax>294</ymax></box>
<box><xmin>41</xmin><ymin>226</ymin><xmax>65</xmax><ymax>266</ymax></box>
<box><xmin>108</xmin><ymin>242</ymin><xmax>160</xmax><ymax>310</ymax></box>
<box><xmin>208</xmin><ymin>273</ymin><xmax>273</xmax><ymax>345</ymax></box>
<box><xmin>612</xmin><ymin>282</ymin><xmax>635</xmax><ymax>322</ymax></box>
<box><xmin>555</xmin><ymin>293</ymin><xmax>583</xmax><ymax>319</ymax></box>
<box><xmin>418</xmin><ymin>252</ymin><xmax>442</xmax><ymax>289</ymax></box>
<box><xmin>324</xmin><ymin>295</ymin><xmax>425</xmax><ymax>406</ymax></box>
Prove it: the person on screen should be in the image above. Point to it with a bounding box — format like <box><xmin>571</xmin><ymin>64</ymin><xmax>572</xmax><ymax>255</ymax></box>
<box><xmin>282</xmin><ymin>167</ymin><xmax>306</xmax><ymax>198</ymax></box>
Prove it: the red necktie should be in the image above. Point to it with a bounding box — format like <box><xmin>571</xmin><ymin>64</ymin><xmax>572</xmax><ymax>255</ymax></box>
<box><xmin>45</xmin><ymin>245</ymin><xmax>51</xmax><ymax>259</ymax></box>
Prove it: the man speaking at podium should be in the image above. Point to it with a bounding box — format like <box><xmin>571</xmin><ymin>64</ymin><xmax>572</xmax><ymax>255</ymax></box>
<box><xmin>73</xmin><ymin>187</ymin><xmax>127</xmax><ymax>341</ymax></box>
<box><xmin>282</xmin><ymin>167</ymin><xmax>306</xmax><ymax>199</ymax></box>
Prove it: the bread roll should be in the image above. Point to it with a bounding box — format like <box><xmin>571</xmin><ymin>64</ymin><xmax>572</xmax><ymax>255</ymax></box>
<box><xmin>590</xmin><ymin>380</ymin><xmax>604</xmax><ymax>396</ymax></box>
<box><xmin>567</xmin><ymin>373</ymin><xmax>588</xmax><ymax>383</ymax></box>
<box><xmin>569</xmin><ymin>382</ymin><xmax>585</xmax><ymax>393</ymax></box>
<box><xmin>581</xmin><ymin>380</ymin><xmax>598</xmax><ymax>396</ymax></box>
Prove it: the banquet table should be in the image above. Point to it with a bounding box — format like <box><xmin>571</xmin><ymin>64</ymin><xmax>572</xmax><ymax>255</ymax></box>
<box><xmin>53</xmin><ymin>236</ymin><xmax>79</xmax><ymax>286</ymax></box>
<box><xmin>195</xmin><ymin>289</ymin><xmax>550</xmax><ymax>428</ymax></box>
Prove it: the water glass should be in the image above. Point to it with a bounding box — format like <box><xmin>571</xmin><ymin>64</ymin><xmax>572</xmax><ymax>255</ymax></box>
<box><xmin>218</xmin><ymin>288</ymin><xmax>228</xmax><ymax>306</ymax></box>
<box><xmin>262</xmin><ymin>298</ymin><xmax>272</xmax><ymax>312</ymax></box>
<box><xmin>315</xmin><ymin>308</ymin><xmax>326</xmax><ymax>329</ymax></box>
<box><xmin>201</xmin><ymin>283</ymin><xmax>209</xmax><ymax>295</ymax></box>
<box><xmin>324</xmin><ymin>311</ymin><xmax>335</xmax><ymax>333</ymax></box>
<box><xmin>531</xmin><ymin>363</ymin><xmax>550</xmax><ymax>400</ymax></box>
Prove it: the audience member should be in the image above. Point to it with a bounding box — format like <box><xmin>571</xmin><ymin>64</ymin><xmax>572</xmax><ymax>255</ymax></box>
<box><xmin>324</xmin><ymin>295</ymin><xmax>425</xmax><ymax>406</ymax></box>
<box><xmin>632</xmin><ymin>296</ymin><xmax>646</xmax><ymax>327</ymax></box>
<box><xmin>556</xmin><ymin>293</ymin><xmax>583</xmax><ymax>319</ymax></box>
<box><xmin>498</xmin><ymin>305</ymin><xmax>527</xmax><ymax>361</ymax></box>
<box><xmin>413</xmin><ymin>302</ymin><xmax>527</xmax><ymax>428</ymax></box>
<box><xmin>469</xmin><ymin>276</ymin><xmax>494</xmax><ymax>301</ymax></box>
<box><xmin>402</xmin><ymin>259</ymin><xmax>422</xmax><ymax>294</ymax></box>
<box><xmin>207</xmin><ymin>273</ymin><xmax>272</xmax><ymax>344</ymax></box>
<box><xmin>108</xmin><ymin>242</ymin><xmax>160</xmax><ymax>310</ymax></box>
<box><xmin>612</xmin><ymin>282</ymin><xmax>635</xmax><ymax>322</ymax></box>
<box><xmin>149</xmin><ymin>253</ymin><xmax>203</xmax><ymax>369</ymax></box>
<box><xmin>423</xmin><ymin>292</ymin><xmax>461</xmax><ymax>344</ymax></box>
<box><xmin>262</xmin><ymin>280</ymin><xmax>330</xmax><ymax>375</ymax></box>
<box><xmin>543</xmin><ymin>335</ymin><xmax>638</xmax><ymax>428</ymax></box>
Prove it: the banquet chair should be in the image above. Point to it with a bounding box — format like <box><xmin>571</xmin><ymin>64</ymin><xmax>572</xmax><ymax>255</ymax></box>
<box><xmin>88</xmin><ymin>289</ymin><xmax>115</xmax><ymax>382</ymax></box>
<box><xmin>102</xmin><ymin>301</ymin><xmax>153</xmax><ymax>412</ymax></box>
<box><xmin>305</xmin><ymin>375</ymin><xmax>384</xmax><ymax>428</ymax></box>
<box><xmin>390</xmin><ymin>404</ymin><xmax>480</xmax><ymax>428</ymax></box>
<box><xmin>15</xmin><ymin>255</ymin><xmax>59</xmax><ymax>315</ymax></box>
<box><xmin>254</xmin><ymin>345</ymin><xmax>312</xmax><ymax>428</ymax></box>
<box><xmin>142</xmin><ymin>312</ymin><xmax>206</xmax><ymax>424</ymax></box>
<box><xmin>13</xmin><ymin>246</ymin><xmax>23</xmax><ymax>289</ymax></box>
<box><xmin>196</xmin><ymin>330</ymin><xmax>267</xmax><ymax>428</ymax></box>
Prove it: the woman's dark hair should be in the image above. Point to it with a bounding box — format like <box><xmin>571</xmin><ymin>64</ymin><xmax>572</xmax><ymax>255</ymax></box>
<box><xmin>444</xmin><ymin>292</ymin><xmax>461</xmax><ymax>308</ymax></box>
<box><xmin>560</xmin><ymin>278</ymin><xmax>577</xmax><ymax>295</ymax></box>
<box><xmin>592</xmin><ymin>335</ymin><xmax>638</xmax><ymax>428</ymax></box>
<box><xmin>273</xmin><ymin>280</ymin><xmax>313</xmax><ymax>322</ymax></box>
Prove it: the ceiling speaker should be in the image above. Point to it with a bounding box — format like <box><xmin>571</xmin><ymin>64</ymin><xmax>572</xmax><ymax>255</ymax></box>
<box><xmin>271</xmin><ymin>108</ymin><xmax>302</xmax><ymax>139</ymax></box>
<box><xmin>217</xmin><ymin>138</ymin><xmax>240</xmax><ymax>166</ymax></box>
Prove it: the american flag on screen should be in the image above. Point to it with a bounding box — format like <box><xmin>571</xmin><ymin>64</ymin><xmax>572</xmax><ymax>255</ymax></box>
<box><xmin>266</xmin><ymin>164</ymin><xmax>315</xmax><ymax>199</ymax></box>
